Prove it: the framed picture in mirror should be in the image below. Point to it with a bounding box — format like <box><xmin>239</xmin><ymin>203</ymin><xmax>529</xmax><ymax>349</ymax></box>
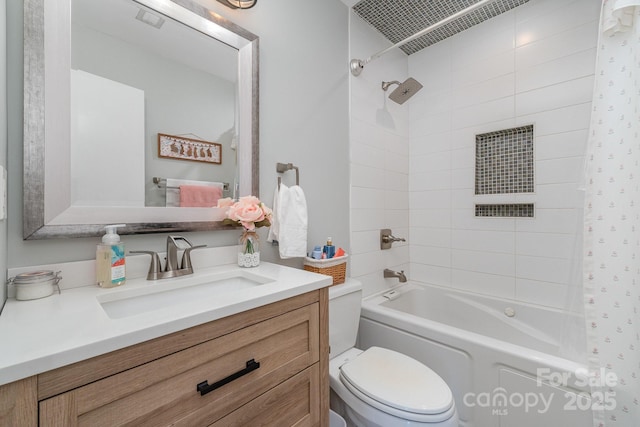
<box><xmin>158</xmin><ymin>133</ymin><xmax>222</xmax><ymax>164</ymax></box>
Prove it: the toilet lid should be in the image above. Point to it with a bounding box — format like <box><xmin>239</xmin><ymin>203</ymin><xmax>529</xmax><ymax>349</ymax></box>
<box><xmin>339</xmin><ymin>347</ymin><xmax>453</xmax><ymax>415</ymax></box>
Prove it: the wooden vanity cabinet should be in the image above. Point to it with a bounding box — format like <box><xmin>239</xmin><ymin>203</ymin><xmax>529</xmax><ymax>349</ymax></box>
<box><xmin>0</xmin><ymin>288</ymin><xmax>329</xmax><ymax>427</ymax></box>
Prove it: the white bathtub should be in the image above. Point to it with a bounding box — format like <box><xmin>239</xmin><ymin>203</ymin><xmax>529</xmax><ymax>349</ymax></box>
<box><xmin>358</xmin><ymin>283</ymin><xmax>594</xmax><ymax>427</ymax></box>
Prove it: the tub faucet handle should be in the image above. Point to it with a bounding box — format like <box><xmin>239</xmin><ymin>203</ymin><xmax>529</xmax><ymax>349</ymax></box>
<box><xmin>381</xmin><ymin>229</ymin><xmax>406</xmax><ymax>250</ymax></box>
<box><xmin>384</xmin><ymin>234</ymin><xmax>406</xmax><ymax>242</ymax></box>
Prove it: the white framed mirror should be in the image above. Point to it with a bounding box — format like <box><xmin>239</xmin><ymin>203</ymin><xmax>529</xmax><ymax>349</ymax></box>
<box><xmin>23</xmin><ymin>0</ymin><xmax>259</xmax><ymax>239</ymax></box>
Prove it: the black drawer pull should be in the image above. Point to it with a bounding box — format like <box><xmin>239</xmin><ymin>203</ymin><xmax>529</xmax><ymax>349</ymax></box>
<box><xmin>196</xmin><ymin>359</ymin><xmax>260</xmax><ymax>396</ymax></box>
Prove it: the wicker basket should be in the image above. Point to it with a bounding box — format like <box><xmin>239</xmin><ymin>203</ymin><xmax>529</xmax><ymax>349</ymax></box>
<box><xmin>303</xmin><ymin>254</ymin><xmax>348</xmax><ymax>285</ymax></box>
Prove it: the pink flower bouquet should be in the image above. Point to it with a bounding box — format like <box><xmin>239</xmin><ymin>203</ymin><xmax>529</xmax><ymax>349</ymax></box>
<box><xmin>218</xmin><ymin>196</ymin><xmax>272</xmax><ymax>266</ymax></box>
<box><xmin>218</xmin><ymin>196</ymin><xmax>273</xmax><ymax>231</ymax></box>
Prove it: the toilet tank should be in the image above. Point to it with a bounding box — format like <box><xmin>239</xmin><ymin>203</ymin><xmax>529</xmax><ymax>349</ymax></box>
<box><xmin>328</xmin><ymin>279</ymin><xmax>363</xmax><ymax>358</ymax></box>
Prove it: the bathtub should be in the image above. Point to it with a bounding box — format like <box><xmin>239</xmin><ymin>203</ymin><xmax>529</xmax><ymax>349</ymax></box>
<box><xmin>358</xmin><ymin>283</ymin><xmax>594</xmax><ymax>427</ymax></box>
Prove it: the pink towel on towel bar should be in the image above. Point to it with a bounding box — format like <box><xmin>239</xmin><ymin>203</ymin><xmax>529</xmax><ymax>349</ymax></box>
<box><xmin>179</xmin><ymin>185</ymin><xmax>222</xmax><ymax>207</ymax></box>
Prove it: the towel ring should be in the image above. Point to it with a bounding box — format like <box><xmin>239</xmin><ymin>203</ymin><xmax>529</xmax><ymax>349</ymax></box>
<box><xmin>276</xmin><ymin>162</ymin><xmax>299</xmax><ymax>188</ymax></box>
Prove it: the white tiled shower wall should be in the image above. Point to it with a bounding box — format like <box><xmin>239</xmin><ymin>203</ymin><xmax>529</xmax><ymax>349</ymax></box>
<box><xmin>349</xmin><ymin>11</ymin><xmax>411</xmax><ymax>297</ymax></box>
<box><xmin>349</xmin><ymin>0</ymin><xmax>601</xmax><ymax>308</ymax></box>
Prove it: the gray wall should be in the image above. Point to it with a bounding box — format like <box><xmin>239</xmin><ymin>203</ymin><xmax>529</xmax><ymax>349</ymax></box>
<box><xmin>5</xmin><ymin>0</ymin><xmax>349</xmax><ymax>271</ymax></box>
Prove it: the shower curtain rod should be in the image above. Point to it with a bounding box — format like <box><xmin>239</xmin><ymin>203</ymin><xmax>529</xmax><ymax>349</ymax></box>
<box><xmin>350</xmin><ymin>0</ymin><xmax>499</xmax><ymax>76</ymax></box>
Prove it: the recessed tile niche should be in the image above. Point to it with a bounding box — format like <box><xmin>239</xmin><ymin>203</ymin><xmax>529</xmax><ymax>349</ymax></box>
<box><xmin>475</xmin><ymin>125</ymin><xmax>534</xmax><ymax>218</ymax></box>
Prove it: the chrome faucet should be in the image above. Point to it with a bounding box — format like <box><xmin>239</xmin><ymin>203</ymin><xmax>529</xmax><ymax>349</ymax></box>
<box><xmin>131</xmin><ymin>235</ymin><xmax>206</xmax><ymax>280</ymax></box>
<box><xmin>383</xmin><ymin>268</ymin><xmax>407</xmax><ymax>283</ymax></box>
<box><xmin>380</xmin><ymin>229</ymin><xmax>406</xmax><ymax>250</ymax></box>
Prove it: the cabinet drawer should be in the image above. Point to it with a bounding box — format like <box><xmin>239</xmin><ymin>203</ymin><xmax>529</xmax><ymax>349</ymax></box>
<box><xmin>38</xmin><ymin>291</ymin><xmax>321</xmax><ymax>401</ymax></box>
<box><xmin>210</xmin><ymin>364</ymin><xmax>320</xmax><ymax>427</ymax></box>
<box><xmin>40</xmin><ymin>303</ymin><xmax>319</xmax><ymax>426</ymax></box>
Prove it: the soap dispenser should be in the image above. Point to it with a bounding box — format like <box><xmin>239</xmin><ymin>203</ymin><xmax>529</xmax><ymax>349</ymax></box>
<box><xmin>96</xmin><ymin>224</ymin><xmax>126</xmax><ymax>288</ymax></box>
<box><xmin>323</xmin><ymin>237</ymin><xmax>336</xmax><ymax>259</ymax></box>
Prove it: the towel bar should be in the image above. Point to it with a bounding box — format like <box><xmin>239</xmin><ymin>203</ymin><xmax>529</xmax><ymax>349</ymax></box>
<box><xmin>152</xmin><ymin>177</ymin><xmax>229</xmax><ymax>192</ymax></box>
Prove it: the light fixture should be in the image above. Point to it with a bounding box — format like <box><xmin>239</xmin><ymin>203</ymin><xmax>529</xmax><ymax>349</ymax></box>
<box><xmin>217</xmin><ymin>0</ymin><xmax>257</xmax><ymax>9</ymax></box>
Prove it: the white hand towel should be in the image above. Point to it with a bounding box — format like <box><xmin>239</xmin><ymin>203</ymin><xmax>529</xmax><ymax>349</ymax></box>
<box><xmin>267</xmin><ymin>184</ymin><xmax>280</xmax><ymax>243</ymax></box>
<box><xmin>277</xmin><ymin>184</ymin><xmax>308</xmax><ymax>259</ymax></box>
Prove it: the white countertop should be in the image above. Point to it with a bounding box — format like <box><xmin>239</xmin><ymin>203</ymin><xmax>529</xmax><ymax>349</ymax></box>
<box><xmin>0</xmin><ymin>261</ymin><xmax>331</xmax><ymax>386</ymax></box>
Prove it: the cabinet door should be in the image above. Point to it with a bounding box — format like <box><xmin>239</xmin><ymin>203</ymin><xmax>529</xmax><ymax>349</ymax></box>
<box><xmin>0</xmin><ymin>377</ymin><xmax>38</xmax><ymax>427</ymax></box>
<box><xmin>39</xmin><ymin>304</ymin><xmax>319</xmax><ymax>427</ymax></box>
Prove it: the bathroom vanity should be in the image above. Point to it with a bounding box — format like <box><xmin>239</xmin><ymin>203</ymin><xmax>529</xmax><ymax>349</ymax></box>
<box><xmin>0</xmin><ymin>260</ymin><xmax>332</xmax><ymax>426</ymax></box>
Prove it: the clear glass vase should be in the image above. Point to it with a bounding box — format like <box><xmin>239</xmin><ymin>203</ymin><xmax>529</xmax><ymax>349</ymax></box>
<box><xmin>238</xmin><ymin>230</ymin><xmax>260</xmax><ymax>267</ymax></box>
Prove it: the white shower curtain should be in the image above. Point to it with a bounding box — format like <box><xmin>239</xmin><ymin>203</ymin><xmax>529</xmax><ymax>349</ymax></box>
<box><xmin>583</xmin><ymin>1</ymin><xmax>640</xmax><ymax>426</ymax></box>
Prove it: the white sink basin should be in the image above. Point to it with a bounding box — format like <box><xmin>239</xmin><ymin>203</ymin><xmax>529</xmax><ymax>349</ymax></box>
<box><xmin>97</xmin><ymin>269</ymin><xmax>274</xmax><ymax>319</ymax></box>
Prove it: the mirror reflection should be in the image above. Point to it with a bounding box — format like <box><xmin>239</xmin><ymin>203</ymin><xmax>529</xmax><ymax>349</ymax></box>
<box><xmin>71</xmin><ymin>0</ymin><xmax>238</xmax><ymax>208</ymax></box>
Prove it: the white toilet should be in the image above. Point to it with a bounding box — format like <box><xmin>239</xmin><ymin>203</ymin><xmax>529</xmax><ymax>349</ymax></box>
<box><xmin>329</xmin><ymin>279</ymin><xmax>459</xmax><ymax>427</ymax></box>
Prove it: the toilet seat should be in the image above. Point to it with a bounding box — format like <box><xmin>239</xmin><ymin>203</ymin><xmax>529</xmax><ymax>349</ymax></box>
<box><xmin>339</xmin><ymin>347</ymin><xmax>454</xmax><ymax>422</ymax></box>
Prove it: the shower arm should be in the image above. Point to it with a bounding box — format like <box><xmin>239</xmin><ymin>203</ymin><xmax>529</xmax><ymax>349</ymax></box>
<box><xmin>381</xmin><ymin>81</ymin><xmax>401</xmax><ymax>91</ymax></box>
<box><xmin>350</xmin><ymin>0</ymin><xmax>499</xmax><ymax>76</ymax></box>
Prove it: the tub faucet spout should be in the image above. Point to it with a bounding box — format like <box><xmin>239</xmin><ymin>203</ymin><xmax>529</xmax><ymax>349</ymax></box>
<box><xmin>383</xmin><ymin>268</ymin><xmax>407</xmax><ymax>283</ymax></box>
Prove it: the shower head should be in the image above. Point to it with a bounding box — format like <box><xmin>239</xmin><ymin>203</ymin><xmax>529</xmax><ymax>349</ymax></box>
<box><xmin>381</xmin><ymin>78</ymin><xmax>423</xmax><ymax>105</ymax></box>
